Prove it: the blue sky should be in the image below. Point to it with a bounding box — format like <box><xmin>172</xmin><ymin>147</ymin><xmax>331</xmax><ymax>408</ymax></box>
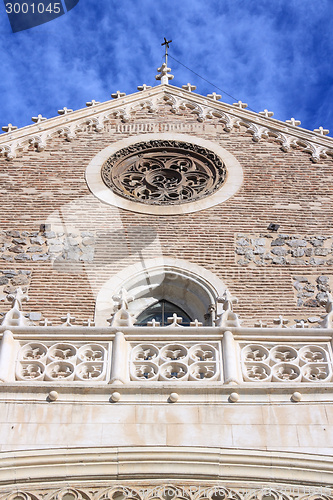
<box><xmin>0</xmin><ymin>0</ymin><xmax>333</xmax><ymax>135</ymax></box>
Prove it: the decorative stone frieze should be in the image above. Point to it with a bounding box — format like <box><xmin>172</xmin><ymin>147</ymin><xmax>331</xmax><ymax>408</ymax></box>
<box><xmin>16</xmin><ymin>341</ymin><xmax>108</xmax><ymax>382</ymax></box>
<box><xmin>130</xmin><ymin>342</ymin><xmax>220</xmax><ymax>381</ymax></box>
<box><xmin>241</xmin><ymin>342</ymin><xmax>332</xmax><ymax>383</ymax></box>
<box><xmin>1</xmin><ymin>86</ymin><xmax>333</xmax><ymax>162</ymax></box>
<box><xmin>0</xmin><ymin>483</ymin><xmax>331</xmax><ymax>500</ymax></box>
<box><xmin>235</xmin><ymin>233</ymin><xmax>333</xmax><ymax>266</ymax></box>
<box><xmin>101</xmin><ymin>140</ymin><xmax>226</xmax><ymax>205</ymax></box>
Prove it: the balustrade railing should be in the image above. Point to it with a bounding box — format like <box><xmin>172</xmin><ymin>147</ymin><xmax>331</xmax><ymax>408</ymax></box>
<box><xmin>0</xmin><ymin>328</ymin><xmax>332</xmax><ymax>385</ymax></box>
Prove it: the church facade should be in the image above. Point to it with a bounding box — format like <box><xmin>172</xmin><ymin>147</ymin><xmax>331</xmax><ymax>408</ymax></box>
<box><xmin>0</xmin><ymin>63</ymin><xmax>333</xmax><ymax>499</ymax></box>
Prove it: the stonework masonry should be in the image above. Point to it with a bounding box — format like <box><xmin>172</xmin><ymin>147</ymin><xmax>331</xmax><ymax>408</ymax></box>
<box><xmin>1</xmin><ymin>82</ymin><xmax>333</xmax><ymax>495</ymax></box>
<box><xmin>1</xmin><ymin>104</ymin><xmax>333</xmax><ymax>326</ymax></box>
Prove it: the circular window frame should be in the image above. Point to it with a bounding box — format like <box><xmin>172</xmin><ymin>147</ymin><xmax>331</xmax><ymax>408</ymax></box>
<box><xmin>85</xmin><ymin>133</ymin><xmax>243</xmax><ymax>215</ymax></box>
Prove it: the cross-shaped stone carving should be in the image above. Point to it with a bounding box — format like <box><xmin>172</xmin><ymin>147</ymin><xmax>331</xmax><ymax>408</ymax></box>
<box><xmin>86</xmin><ymin>100</ymin><xmax>100</xmax><ymax>107</ymax></box>
<box><xmin>233</xmin><ymin>101</ymin><xmax>248</xmax><ymax>109</ymax></box>
<box><xmin>112</xmin><ymin>287</ymin><xmax>133</xmax><ymax>310</ymax></box>
<box><xmin>167</xmin><ymin>313</ymin><xmax>183</xmax><ymax>326</ymax></box>
<box><xmin>294</xmin><ymin>319</ymin><xmax>307</xmax><ymax>328</ymax></box>
<box><xmin>39</xmin><ymin>318</ymin><xmax>52</xmax><ymax>326</ymax></box>
<box><xmin>147</xmin><ymin>318</ymin><xmax>160</xmax><ymax>327</ymax></box>
<box><xmin>7</xmin><ymin>287</ymin><xmax>29</xmax><ymax>310</ymax></box>
<box><xmin>155</xmin><ymin>63</ymin><xmax>174</xmax><ymax>85</ymax></box>
<box><xmin>60</xmin><ymin>312</ymin><xmax>76</xmax><ymax>326</ymax></box>
<box><xmin>217</xmin><ymin>290</ymin><xmax>238</xmax><ymax>312</ymax></box>
<box><xmin>2</xmin><ymin>124</ymin><xmax>18</xmax><ymax>133</ymax></box>
<box><xmin>286</xmin><ymin>117</ymin><xmax>301</xmax><ymax>126</ymax></box>
<box><xmin>182</xmin><ymin>83</ymin><xmax>196</xmax><ymax>92</ymax></box>
<box><xmin>190</xmin><ymin>319</ymin><xmax>203</xmax><ymax>327</ymax></box>
<box><xmin>314</xmin><ymin>126</ymin><xmax>329</xmax><ymax>136</ymax></box>
<box><xmin>137</xmin><ymin>84</ymin><xmax>152</xmax><ymax>91</ymax></box>
<box><xmin>111</xmin><ymin>91</ymin><xmax>126</xmax><ymax>99</ymax></box>
<box><xmin>58</xmin><ymin>107</ymin><xmax>73</xmax><ymax>115</ymax></box>
<box><xmin>207</xmin><ymin>92</ymin><xmax>221</xmax><ymax>101</ymax></box>
<box><xmin>83</xmin><ymin>319</ymin><xmax>95</xmax><ymax>327</ymax></box>
<box><xmin>273</xmin><ymin>315</ymin><xmax>289</xmax><ymax>328</ymax></box>
<box><xmin>254</xmin><ymin>320</ymin><xmax>267</xmax><ymax>328</ymax></box>
<box><xmin>259</xmin><ymin>109</ymin><xmax>274</xmax><ymax>118</ymax></box>
<box><xmin>32</xmin><ymin>114</ymin><xmax>47</xmax><ymax>124</ymax></box>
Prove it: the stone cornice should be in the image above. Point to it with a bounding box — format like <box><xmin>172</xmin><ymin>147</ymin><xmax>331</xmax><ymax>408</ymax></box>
<box><xmin>0</xmin><ymin>446</ymin><xmax>332</xmax><ymax>488</ymax></box>
<box><xmin>0</xmin><ymin>85</ymin><xmax>332</xmax><ymax>162</ymax></box>
<box><xmin>1</xmin><ymin>325</ymin><xmax>333</xmax><ymax>338</ymax></box>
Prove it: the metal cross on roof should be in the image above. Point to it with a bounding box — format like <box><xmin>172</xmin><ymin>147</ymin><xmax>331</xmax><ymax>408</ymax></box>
<box><xmin>161</xmin><ymin>37</ymin><xmax>172</xmax><ymax>66</ymax></box>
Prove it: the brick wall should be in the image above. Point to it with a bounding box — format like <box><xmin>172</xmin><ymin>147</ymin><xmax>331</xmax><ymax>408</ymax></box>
<box><xmin>1</xmin><ymin>104</ymin><xmax>333</xmax><ymax>326</ymax></box>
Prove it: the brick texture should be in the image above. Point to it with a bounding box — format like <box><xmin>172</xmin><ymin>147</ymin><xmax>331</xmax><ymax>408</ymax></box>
<box><xmin>1</xmin><ymin>104</ymin><xmax>333</xmax><ymax>326</ymax></box>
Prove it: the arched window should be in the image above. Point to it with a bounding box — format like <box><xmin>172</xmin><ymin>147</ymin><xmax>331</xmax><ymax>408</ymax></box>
<box><xmin>136</xmin><ymin>299</ymin><xmax>192</xmax><ymax>326</ymax></box>
<box><xmin>95</xmin><ymin>258</ymin><xmax>228</xmax><ymax>327</ymax></box>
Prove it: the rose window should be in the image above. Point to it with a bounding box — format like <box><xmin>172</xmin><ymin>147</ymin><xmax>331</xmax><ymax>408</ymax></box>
<box><xmin>101</xmin><ymin>140</ymin><xmax>227</xmax><ymax>205</ymax></box>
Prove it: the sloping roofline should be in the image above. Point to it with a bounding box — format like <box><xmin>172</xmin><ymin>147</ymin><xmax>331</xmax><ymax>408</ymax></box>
<box><xmin>0</xmin><ymin>83</ymin><xmax>332</xmax><ymax>162</ymax></box>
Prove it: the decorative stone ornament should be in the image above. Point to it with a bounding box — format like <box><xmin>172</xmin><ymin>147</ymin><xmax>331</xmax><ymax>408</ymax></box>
<box><xmin>1</xmin><ymin>123</ymin><xmax>17</xmax><ymax>133</ymax></box>
<box><xmin>215</xmin><ymin>291</ymin><xmax>240</xmax><ymax>328</ymax></box>
<box><xmin>1</xmin><ymin>287</ymin><xmax>29</xmax><ymax>327</ymax></box>
<box><xmin>2</xmin><ymin>85</ymin><xmax>332</xmax><ymax>162</ymax></box>
<box><xmin>291</xmin><ymin>391</ymin><xmax>302</xmax><ymax>402</ymax></box>
<box><xmin>169</xmin><ymin>392</ymin><xmax>179</xmax><ymax>403</ymax></box>
<box><xmin>229</xmin><ymin>392</ymin><xmax>240</xmax><ymax>403</ymax></box>
<box><xmin>182</xmin><ymin>83</ymin><xmax>196</xmax><ymax>92</ymax></box>
<box><xmin>107</xmin><ymin>288</ymin><xmax>134</xmax><ymax>327</ymax></box>
<box><xmin>155</xmin><ymin>62</ymin><xmax>174</xmax><ymax>84</ymax></box>
<box><xmin>110</xmin><ymin>391</ymin><xmax>121</xmax><ymax>402</ymax></box>
<box><xmin>137</xmin><ymin>84</ymin><xmax>152</xmax><ymax>91</ymax></box>
<box><xmin>101</xmin><ymin>140</ymin><xmax>227</xmax><ymax>206</ymax></box>
<box><xmin>320</xmin><ymin>292</ymin><xmax>333</xmax><ymax>328</ymax></box>
<box><xmin>48</xmin><ymin>390</ymin><xmax>59</xmax><ymax>401</ymax></box>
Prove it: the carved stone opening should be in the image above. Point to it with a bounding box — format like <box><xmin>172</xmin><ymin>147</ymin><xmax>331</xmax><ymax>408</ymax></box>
<box><xmin>101</xmin><ymin>140</ymin><xmax>226</xmax><ymax>205</ymax></box>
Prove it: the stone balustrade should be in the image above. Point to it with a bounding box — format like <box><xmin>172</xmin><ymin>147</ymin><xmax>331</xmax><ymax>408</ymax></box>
<box><xmin>0</xmin><ymin>327</ymin><xmax>332</xmax><ymax>386</ymax></box>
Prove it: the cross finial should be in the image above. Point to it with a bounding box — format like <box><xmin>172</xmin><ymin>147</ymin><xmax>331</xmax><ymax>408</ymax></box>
<box><xmin>217</xmin><ymin>290</ymin><xmax>238</xmax><ymax>312</ymax></box>
<box><xmin>314</xmin><ymin>126</ymin><xmax>329</xmax><ymax>136</ymax></box>
<box><xmin>286</xmin><ymin>117</ymin><xmax>301</xmax><ymax>127</ymax></box>
<box><xmin>259</xmin><ymin>109</ymin><xmax>274</xmax><ymax>118</ymax></box>
<box><xmin>32</xmin><ymin>114</ymin><xmax>47</xmax><ymax>124</ymax></box>
<box><xmin>190</xmin><ymin>319</ymin><xmax>203</xmax><ymax>327</ymax></box>
<box><xmin>86</xmin><ymin>100</ymin><xmax>100</xmax><ymax>107</ymax></box>
<box><xmin>58</xmin><ymin>107</ymin><xmax>73</xmax><ymax>115</ymax></box>
<box><xmin>2</xmin><ymin>123</ymin><xmax>18</xmax><ymax>133</ymax></box>
<box><xmin>254</xmin><ymin>320</ymin><xmax>267</xmax><ymax>328</ymax></box>
<box><xmin>112</xmin><ymin>287</ymin><xmax>134</xmax><ymax>310</ymax></box>
<box><xmin>207</xmin><ymin>92</ymin><xmax>221</xmax><ymax>101</ymax></box>
<box><xmin>273</xmin><ymin>315</ymin><xmax>289</xmax><ymax>328</ymax></box>
<box><xmin>111</xmin><ymin>91</ymin><xmax>126</xmax><ymax>99</ymax></box>
<box><xmin>156</xmin><ymin>63</ymin><xmax>174</xmax><ymax>85</ymax></box>
<box><xmin>161</xmin><ymin>37</ymin><xmax>172</xmax><ymax>66</ymax></box>
<box><xmin>294</xmin><ymin>319</ymin><xmax>308</xmax><ymax>328</ymax></box>
<box><xmin>167</xmin><ymin>313</ymin><xmax>183</xmax><ymax>327</ymax></box>
<box><xmin>60</xmin><ymin>312</ymin><xmax>76</xmax><ymax>326</ymax></box>
<box><xmin>182</xmin><ymin>83</ymin><xmax>196</xmax><ymax>92</ymax></box>
<box><xmin>137</xmin><ymin>84</ymin><xmax>152</xmax><ymax>92</ymax></box>
<box><xmin>7</xmin><ymin>287</ymin><xmax>29</xmax><ymax>311</ymax></box>
<box><xmin>147</xmin><ymin>318</ymin><xmax>160</xmax><ymax>327</ymax></box>
<box><xmin>83</xmin><ymin>318</ymin><xmax>95</xmax><ymax>327</ymax></box>
<box><xmin>39</xmin><ymin>318</ymin><xmax>52</xmax><ymax>326</ymax></box>
<box><xmin>233</xmin><ymin>101</ymin><xmax>248</xmax><ymax>109</ymax></box>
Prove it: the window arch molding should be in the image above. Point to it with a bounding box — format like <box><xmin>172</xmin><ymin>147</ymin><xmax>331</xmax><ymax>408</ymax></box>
<box><xmin>85</xmin><ymin>133</ymin><xmax>243</xmax><ymax>215</ymax></box>
<box><xmin>94</xmin><ymin>257</ymin><xmax>228</xmax><ymax>326</ymax></box>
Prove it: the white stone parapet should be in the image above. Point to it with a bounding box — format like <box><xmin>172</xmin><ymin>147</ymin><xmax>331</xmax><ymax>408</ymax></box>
<box><xmin>2</xmin><ymin>325</ymin><xmax>333</xmax><ymax>388</ymax></box>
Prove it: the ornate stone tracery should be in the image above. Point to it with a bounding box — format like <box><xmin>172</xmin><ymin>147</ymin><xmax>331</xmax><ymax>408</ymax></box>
<box><xmin>101</xmin><ymin>140</ymin><xmax>226</xmax><ymax>205</ymax></box>
<box><xmin>0</xmin><ymin>485</ymin><xmax>331</xmax><ymax>500</ymax></box>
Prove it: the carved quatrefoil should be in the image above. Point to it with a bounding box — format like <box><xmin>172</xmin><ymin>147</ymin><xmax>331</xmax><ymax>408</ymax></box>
<box><xmin>101</xmin><ymin>140</ymin><xmax>226</xmax><ymax>205</ymax></box>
